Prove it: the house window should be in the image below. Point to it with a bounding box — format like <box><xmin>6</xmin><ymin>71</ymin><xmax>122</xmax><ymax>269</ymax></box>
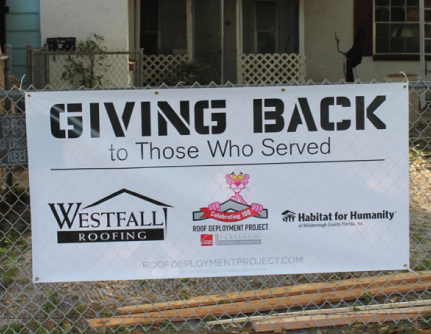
<box><xmin>255</xmin><ymin>1</ymin><xmax>277</xmax><ymax>53</ymax></box>
<box><xmin>374</xmin><ymin>0</ymin><xmax>431</xmax><ymax>55</ymax></box>
<box><xmin>243</xmin><ymin>0</ymin><xmax>299</xmax><ymax>54</ymax></box>
<box><xmin>140</xmin><ymin>0</ymin><xmax>159</xmax><ymax>55</ymax></box>
<box><xmin>140</xmin><ymin>0</ymin><xmax>187</xmax><ymax>55</ymax></box>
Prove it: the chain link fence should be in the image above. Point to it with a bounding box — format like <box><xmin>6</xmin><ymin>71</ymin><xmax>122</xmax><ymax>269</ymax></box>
<box><xmin>26</xmin><ymin>47</ymin><xmax>144</xmax><ymax>89</ymax></box>
<box><xmin>0</xmin><ymin>81</ymin><xmax>430</xmax><ymax>334</ymax></box>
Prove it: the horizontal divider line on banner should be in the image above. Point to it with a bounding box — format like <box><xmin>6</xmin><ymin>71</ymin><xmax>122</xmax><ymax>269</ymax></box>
<box><xmin>51</xmin><ymin>158</ymin><xmax>386</xmax><ymax>172</ymax></box>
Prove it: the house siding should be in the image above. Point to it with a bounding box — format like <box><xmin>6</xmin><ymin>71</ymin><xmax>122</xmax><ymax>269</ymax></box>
<box><xmin>40</xmin><ymin>0</ymin><xmax>129</xmax><ymax>50</ymax></box>
<box><xmin>304</xmin><ymin>0</ymin><xmax>423</xmax><ymax>82</ymax></box>
<box><xmin>304</xmin><ymin>0</ymin><xmax>353</xmax><ymax>82</ymax></box>
<box><xmin>5</xmin><ymin>0</ymin><xmax>41</xmax><ymax>83</ymax></box>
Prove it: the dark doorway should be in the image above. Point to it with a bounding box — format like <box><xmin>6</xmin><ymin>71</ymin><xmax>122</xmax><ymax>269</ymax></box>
<box><xmin>0</xmin><ymin>0</ymin><xmax>6</xmax><ymax>50</ymax></box>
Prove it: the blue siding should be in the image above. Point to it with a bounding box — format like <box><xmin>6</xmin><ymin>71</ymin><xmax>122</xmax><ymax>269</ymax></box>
<box><xmin>7</xmin><ymin>0</ymin><xmax>39</xmax><ymax>12</ymax></box>
<box><xmin>5</xmin><ymin>0</ymin><xmax>40</xmax><ymax>84</ymax></box>
<box><xmin>6</xmin><ymin>13</ymin><xmax>40</xmax><ymax>32</ymax></box>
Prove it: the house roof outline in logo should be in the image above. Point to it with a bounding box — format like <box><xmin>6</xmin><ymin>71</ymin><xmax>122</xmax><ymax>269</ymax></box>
<box><xmin>81</xmin><ymin>188</ymin><xmax>173</xmax><ymax>238</ymax></box>
<box><xmin>282</xmin><ymin>210</ymin><xmax>296</xmax><ymax>222</ymax></box>
<box><xmin>83</xmin><ymin>188</ymin><xmax>173</xmax><ymax>209</ymax></box>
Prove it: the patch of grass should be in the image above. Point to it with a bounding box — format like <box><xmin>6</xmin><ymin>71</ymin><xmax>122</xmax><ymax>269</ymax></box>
<box><xmin>41</xmin><ymin>300</ymin><xmax>57</xmax><ymax>315</ymax></box>
<box><xmin>2</xmin><ymin>186</ymin><xmax>30</xmax><ymax>206</ymax></box>
<box><xmin>74</xmin><ymin>304</ymin><xmax>87</xmax><ymax>314</ymax></box>
<box><xmin>99</xmin><ymin>308</ymin><xmax>114</xmax><ymax>317</ymax></box>
<box><xmin>41</xmin><ymin>291</ymin><xmax>60</xmax><ymax>315</ymax></box>
<box><xmin>412</xmin><ymin>258</ymin><xmax>431</xmax><ymax>271</ymax></box>
<box><xmin>1</xmin><ymin>321</ymin><xmax>98</xmax><ymax>334</ymax></box>
<box><xmin>1</xmin><ymin>324</ymin><xmax>25</xmax><ymax>334</ymax></box>
<box><xmin>381</xmin><ymin>323</ymin><xmax>422</xmax><ymax>334</ymax></box>
<box><xmin>363</xmin><ymin>293</ymin><xmax>374</xmax><ymax>304</ymax></box>
<box><xmin>412</xmin><ymin>232</ymin><xmax>427</xmax><ymax>243</ymax></box>
<box><xmin>104</xmin><ymin>326</ymin><xmax>131</xmax><ymax>333</ymax></box>
<box><xmin>420</xmin><ymin>312</ymin><xmax>431</xmax><ymax>325</ymax></box>
<box><xmin>159</xmin><ymin>319</ymin><xmax>173</xmax><ymax>328</ymax></box>
<box><xmin>178</xmin><ymin>288</ymin><xmax>191</xmax><ymax>300</ymax></box>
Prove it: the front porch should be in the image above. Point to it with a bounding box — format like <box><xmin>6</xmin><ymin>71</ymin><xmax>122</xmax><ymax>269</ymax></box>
<box><xmin>132</xmin><ymin>0</ymin><xmax>306</xmax><ymax>86</ymax></box>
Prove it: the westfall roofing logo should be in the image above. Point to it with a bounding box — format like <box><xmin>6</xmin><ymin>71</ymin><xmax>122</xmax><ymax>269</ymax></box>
<box><xmin>48</xmin><ymin>189</ymin><xmax>172</xmax><ymax>244</ymax></box>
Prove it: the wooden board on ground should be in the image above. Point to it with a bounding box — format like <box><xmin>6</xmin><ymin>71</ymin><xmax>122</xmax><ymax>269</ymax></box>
<box><xmin>117</xmin><ymin>271</ymin><xmax>431</xmax><ymax>315</ymax></box>
<box><xmin>87</xmin><ymin>278</ymin><xmax>431</xmax><ymax>329</ymax></box>
<box><xmin>252</xmin><ymin>307</ymin><xmax>431</xmax><ymax>333</ymax></box>
<box><xmin>206</xmin><ymin>299</ymin><xmax>431</xmax><ymax>326</ymax></box>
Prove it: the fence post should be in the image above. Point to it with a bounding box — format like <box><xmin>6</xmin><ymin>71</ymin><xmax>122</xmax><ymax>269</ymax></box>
<box><xmin>135</xmin><ymin>48</ymin><xmax>143</xmax><ymax>87</ymax></box>
<box><xmin>26</xmin><ymin>45</ymin><xmax>33</xmax><ymax>87</ymax></box>
<box><xmin>4</xmin><ymin>44</ymin><xmax>11</xmax><ymax>92</ymax></box>
<box><xmin>45</xmin><ymin>50</ymin><xmax>50</xmax><ymax>87</ymax></box>
<box><xmin>3</xmin><ymin>44</ymin><xmax>13</xmax><ymax>188</ymax></box>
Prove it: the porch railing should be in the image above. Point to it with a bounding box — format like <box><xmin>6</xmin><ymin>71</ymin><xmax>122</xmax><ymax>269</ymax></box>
<box><xmin>26</xmin><ymin>47</ymin><xmax>306</xmax><ymax>88</ymax></box>
<box><xmin>142</xmin><ymin>53</ymin><xmax>306</xmax><ymax>86</ymax></box>
<box><xmin>142</xmin><ymin>54</ymin><xmax>192</xmax><ymax>87</ymax></box>
<box><xmin>238</xmin><ymin>53</ymin><xmax>306</xmax><ymax>85</ymax></box>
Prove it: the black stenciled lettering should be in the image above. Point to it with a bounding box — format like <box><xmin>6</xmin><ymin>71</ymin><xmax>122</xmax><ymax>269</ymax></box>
<box><xmin>210</xmin><ymin>100</ymin><xmax>227</xmax><ymax>134</ymax></box>
<box><xmin>264</xmin><ymin>99</ymin><xmax>284</xmax><ymax>133</ymax></box>
<box><xmin>320</xmin><ymin>96</ymin><xmax>351</xmax><ymax>131</ymax></box>
<box><xmin>141</xmin><ymin>101</ymin><xmax>152</xmax><ymax>136</ymax></box>
<box><xmin>366</xmin><ymin>96</ymin><xmax>386</xmax><ymax>129</ymax></box>
<box><xmin>90</xmin><ymin>103</ymin><xmax>100</xmax><ymax>138</ymax></box>
<box><xmin>157</xmin><ymin>101</ymin><xmax>190</xmax><ymax>136</ymax></box>
<box><xmin>50</xmin><ymin>104</ymin><xmax>65</xmax><ymax>138</ymax></box>
<box><xmin>194</xmin><ymin>100</ymin><xmax>210</xmax><ymax>134</ymax></box>
<box><xmin>356</xmin><ymin>96</ymin><xmax>365</xmax><ymax>130</ymax></box>
<box><xmin>253</xmin><ymin>99</ymin><xmax>284</xmax><ymax>133</ymax></box>
<box><xmin>195</xmin><ymin>100</ymin><xmax>226</xmax><ymax>135</ymax></box>
<box><xmin>287</xmin><ymin>98</ymin><xmax>317</xmax><ymax>132</ymax></box>
<box><xmin>104</xmin><ymin>102</ymin><xmax>135</xmax><ymax>137</ymax></box>
<box><xmin>50</xmin><ymin>104</ymin><xmax>83</xmax><ymax>139</ymax></box>
<box><xmin>356</xmin><ymin>96</ymin><xmax>386</xmax><ymax>130</ymax></box>
<box><xmin>253</xmin><ymin>99</ymin><xmax>263</xmax><ymax>133</ymax></box>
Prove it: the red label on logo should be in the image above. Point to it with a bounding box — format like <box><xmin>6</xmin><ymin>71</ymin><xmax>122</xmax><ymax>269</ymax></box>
<box><xmin>199</xmin><ymin>208</ymin><xmax>259</xmax><ymax>222</ymax></box>
<box><xmin>201</xmin><ymin>234</ymin><xmax>213</xmax><ymax>246</ymax></box>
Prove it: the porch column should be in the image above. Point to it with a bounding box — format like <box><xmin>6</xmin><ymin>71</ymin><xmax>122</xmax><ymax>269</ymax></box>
<box><xmin>221</xmin><ymin>0</ymin><xmax>225</xmax><ymax>84</ymax></box>
<box><xmin>187</xmin><ymin>0</ymin><xmax>194</xmax><ymax>60</ymax></box>
<box><xmin>236</xmin><ymin>0</ymin><xmax>243</xmax><ymax>83</ymax></box>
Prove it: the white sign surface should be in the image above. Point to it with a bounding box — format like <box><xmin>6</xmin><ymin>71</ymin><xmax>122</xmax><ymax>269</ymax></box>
<box><xmin>26</xmin><ymin>84</ymin><xmax>409</xmax><ymax>283</ymax></box>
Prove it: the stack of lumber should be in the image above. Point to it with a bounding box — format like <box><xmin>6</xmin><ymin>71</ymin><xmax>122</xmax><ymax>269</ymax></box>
<box><xmin>87</xmin><ymin>271</ymin><xmax>431</xmax><ymax>331</ymax></box>
<box><xmin>251</xmin><ymin>303</ymin><xmax>431</xmax><ymax>332</ymax></box>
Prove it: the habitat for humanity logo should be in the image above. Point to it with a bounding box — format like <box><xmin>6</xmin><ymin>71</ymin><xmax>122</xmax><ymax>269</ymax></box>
<box><xmin>282</xmin><ymin>210</ymin><xmax>296</xmax><ymax>222</ymax></box>
<box><xmin>193</xmin><ymin>173</ymin><xmax>268</xmax><ymax>222</ymax></box>
<box><xmin>49</xmin><ymin>188</ymin><xmax>172</xmax><ymax>244</ymax></box>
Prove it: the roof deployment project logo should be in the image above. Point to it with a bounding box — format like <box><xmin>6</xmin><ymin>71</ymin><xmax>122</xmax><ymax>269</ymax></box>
<box><xmin>193</xmin><ymin>173</ymin><xmax>268</xmax><ymax>222</ymax></box>
<box><xmin>49</xmin><ymin>189</ymin><xmax>172</xmax><ymax>243</ymax></box>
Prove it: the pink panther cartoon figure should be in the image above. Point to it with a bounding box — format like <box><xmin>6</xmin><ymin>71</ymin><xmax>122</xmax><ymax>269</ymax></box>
<box><xmin>208</xmin><ymin>172</ymin><xmax>263</xmax><ymax>213</ymax></box>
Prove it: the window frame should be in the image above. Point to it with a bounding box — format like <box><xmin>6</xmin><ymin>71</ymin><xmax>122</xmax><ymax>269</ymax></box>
<box><xmin>358</xmin><ymin>0</ymin><xmax>431</xmax><ymax>60</ymax></box>
<box><xmin>373</xmin><ymin>0</ymin><xmax>423</xmax><ymax>57</ymax></box>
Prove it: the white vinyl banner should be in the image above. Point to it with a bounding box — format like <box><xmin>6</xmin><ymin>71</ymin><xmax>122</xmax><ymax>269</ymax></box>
<box><xmin>26</xmin><ymin>84</ymin><xmax>409</xmax><ymax>283</ymax></box>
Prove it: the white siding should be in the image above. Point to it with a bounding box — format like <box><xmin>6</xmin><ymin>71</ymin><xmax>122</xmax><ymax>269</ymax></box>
<box><xmin>40</xmin><ymin>0</ymin><xmax>129</xmax><ymax>50</ymax></box>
